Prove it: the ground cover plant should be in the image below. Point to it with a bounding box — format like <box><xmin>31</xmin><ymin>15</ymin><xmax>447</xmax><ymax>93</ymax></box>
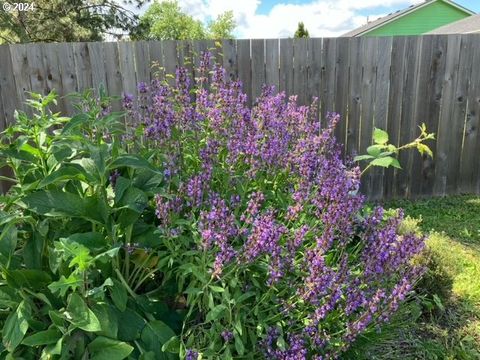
<box><xmin>0</xmin><ymin>53</ymin><xmax>432</xmax><ymax>359</ymax></box>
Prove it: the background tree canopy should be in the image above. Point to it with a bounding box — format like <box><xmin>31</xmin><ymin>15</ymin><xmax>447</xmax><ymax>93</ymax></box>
<box><xmin>132</xmin><ymin>0</ymin><xmax>236</xmax><ymax>40</ymax></box>
<box><xmin>0</xmin><ymin>0</ymin><xmax>145</xmax><ymax>43</ymax></box>
<box><xmin>294</xmin><ymin>21</ymin><xmax>310</xmax><ymax>38</ymax></box>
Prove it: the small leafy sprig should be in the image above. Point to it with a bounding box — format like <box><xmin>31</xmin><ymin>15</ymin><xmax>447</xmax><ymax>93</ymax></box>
<box><xmin>355</xmin><ymin>123</ymin><xmax>435</xmax><ymax>175</ymax></box>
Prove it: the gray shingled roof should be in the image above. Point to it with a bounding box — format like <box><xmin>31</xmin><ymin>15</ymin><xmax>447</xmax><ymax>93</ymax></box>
<box><xmin>426</xmin><ymin>14</ymin><xmax>480</xmax><ymax>34</ymax></box>
<box><xmin>341</xmin><ymin>0</ymin><xmax>475</xmax><ymax>37</ymax></box>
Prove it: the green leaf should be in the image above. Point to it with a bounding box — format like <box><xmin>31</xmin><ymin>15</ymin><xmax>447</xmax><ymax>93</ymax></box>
<box><xmin>205</xmin><ymin>304</ymin><xmax>226</xmax><ymax>322</ymax></box>
<box><xmin>65</xmin><ymin>293</ymin><xmax>101</xmax><ymax>332</ymax></box>
<box><xmin>234</xmin><ymin>331</ymin><xmax>245</xmax><ymax>356</ymax></box>
<box><xmin>41</xmin><ymin>337</ymin><xmax>62</xmax><ymax>357</ymax></box>
<box><xmin>88</xmin><ymin>337</ymin><xmax>133</xmax><ymax>360</ymax></box>
<box><xmin>38</xmin><ymin>165</ymin><xmax>88</xmax><ymax>188</ymax></box>
<box><xmin>117</xmin><ymin>187</ymin><xmax>148</xmax><ymax>214</ymax></box>
<box><xmin>366</xmin><ymin>145</ymin><xmax>382</xmax><ymax>157</ymax></box>
<box><xmin>417</xmin><ymin>143</ymin><xmax>433</xmax><ymax>158</ymax></box>
<box><xmin>91</xmin><ymin>303</ymin><xmax>118</xmax><ymax>338</ymax></box>
<box><xmin>114</xmin><ymin>176</ymin><xmax>131</xmax><ymax>203</ymax></box>
<box><xmin>86</xmin><ymin>278</ymin><xmax>114</xmax><ymax>297</ymax></box>
<box><xmin>161</xmin><ymin>336</ymin><xmax>180</xmax><ymax>354</ymax></box>
<box><xmin>353</xmin><ymin>155</ymin><xmax>374</xmax><ymax>162</ymax></box>
<box><xmin>209</xmin><ymin>285</ymin><xmax>225</xmax><ymax>293</ymax></box>
<box><xmin>18</xmin><ymin>190</ymin><xmax>105</xmax><ymax>223</ymax></box>
<box><xmin>63</xmin><ymin>232</ymin><xmax>107</xmax><ymax>252</ymax></box>
<box><xmin>18</xmin><ymin>142</ymin><xmax>42</xmax><ymax>158</ymax></box>
<box><xmin>370</xmin><ymin>156</ymin><xmax>397</xmax><ymax>168</ymax></box>
<box><xmin>110</xmin><ymin>279</ymin><xmax>128</xmax><ymax>312</ymax></box>
<box><xmin>141</xmin><ymin>321</ymin><xmax>177</xmax><ymax>360</ymax></box>
<box><xmin>0</xmin><ymin>223</ymin><xmax>17</xmax><ymax>259</ymax></box>
<box><xmin>373</xmin><ymin>128</ymin><xmax>389</xmax><ymax>145</ymax></box>
<box><xmin>390</xmin><ymin>158</ymin><xmax>402</xmax><ymax>169</ymax></box>
<box><xmin>48</xmin><ymin>274</ymin><xmax>83</xmax><ymax>297</ymax></box>
<box><xmin>61</xmin><ymin>113</ymin><xmax>89</xmax><ymax>134</ymax></box>
<box><xmin>22</xmin><ymin>329</ymin><xmax>62</xmax><ymax>346</ymax></box>
<box><xmin>5</xmin><ymin>269</ymin><xmax>52</xmax><ymax>291</ymax></box>
<box><xmin>2</xmin><ymin>300</ymin><xmax>30</xmax><ymax>352</ymax></box>
<box><xmin>109</xmin><ymin>154</ymin><xmax>160</xmax><ymax>174</ymax></box>
<box><xmin>116</xmin><ymin>307</ymin><xmax>146</xmax><ymax>341</ymax></box>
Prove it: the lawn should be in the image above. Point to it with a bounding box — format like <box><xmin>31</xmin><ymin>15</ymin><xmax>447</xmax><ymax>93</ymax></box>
<box><xmin>356</xmin><ymin>196</ymin><xmax>480</xmax><ymax>359</ymax></box>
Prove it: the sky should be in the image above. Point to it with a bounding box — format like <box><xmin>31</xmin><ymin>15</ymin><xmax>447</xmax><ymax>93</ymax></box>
<box><xmin>135</xmin><ymin>0</ymin><xmax>480</xmax><ymax>38</ymax></box>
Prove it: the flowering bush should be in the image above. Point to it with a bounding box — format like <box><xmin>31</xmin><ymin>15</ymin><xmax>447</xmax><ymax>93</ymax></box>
<box><xmin>0</xmin><ymin>54</ymin><xmax>426</xmax><ymax>359</ymax></box>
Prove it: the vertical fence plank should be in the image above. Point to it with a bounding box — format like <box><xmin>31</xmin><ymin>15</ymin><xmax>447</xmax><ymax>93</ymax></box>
<box><xmin>148</xmin><ymin>41</ymin><xmax>164</xmax><ymax>81</ymax></box>
<box><xmin>446</xmin><ymin>34</ymin><xmax>474</xmax><ymax>195</ymax></box>
<box><xmin>134</xmin><ymin>40</ymin><xmax>152</xmax><ymax>86</ymax></box>
<box><xmin>163</xmin><ymin>40</ymin><xmax>178</xmax><ymax>84</ymax></box>
<box><xmin>222</xmin><ymin>39</ymin><xmax>238</xmax><ymax>81</ymax></box>
<box><xmin>193</xmin><ymin>40</ymin><xmax>209</xmax><ymax>69</ymax></box>
<box><xmin>26</xmin><ymin>44</ymin><xmax>47</xmax><ymax>95</ymax></box>
<box><xmin>87</xmin><ymin>42</ymin><xmax>107</xmax><ymax>103</ymax></box>
<box><xmin>321</xmin><ymin>38</ymin><xmax>336</xmax><ymax>120</ymax></box>
<box><xmin>418</xmin><ymin>35</ymin><xmax>447</xmax><ymax>197</ymax></box>
<box><xmin>306</xmin><ymin>38</ymin><xmax>322</xmax><ymax>109</ymax></box>
<box><xmin>293</xmin><ymin>38</ymin><xmax>308</xmax><ymax>105</ymax></box>
<box><xmin>433</xmin><ymin>35</ymin><xmax>462</xmax><ymax>196</ymax></box>
<box><xmin>346</xmin><ymin>37</ymin><xmax>363</xmax><ymax>158</ymax></box>
<box><xmin>279</xmin><ymin>38</ymin><xmax>294</xmax><ymax>99</ymax></box>
<box><xmin>358</xmin><ymin>37</ymin><xmax>378</xmax><ymax>198</ymax></box>
<box><xmin>41</xmin><ymin>43</ymin><xmax>63</xmax><ymax>113</ymax></box>
<box><xmin>103</xmin><ymin>42</ymin><xmax>123</xmax><ymax>110</ymax></box>
<box><xmin>118</xmin><ymin>42</ymin><xmax>138</xmax><ymax>97</ymax></box>
<box><xmin>56</xmin><ymin>43</ymin><xmax>78</xmax><ymax>114</ymax></box>
<box><xmin>384</xmin><ymin>36</ymin><xmax>407</xmax><ymax>199</ymax></box>
<box><xmin>265</xmin><ymin>39</ymin><xmax>279</xmax><ymax>90</ymax></box>
<box><xmin>369</xmin><ymin>36</ymin><xmax>392</xmax><ymax>201</ymax></box>
<box><xmin>409</xmin><ymin>36</ymin><xmax>434</xmax><ymax>198</ymax></box>
<box><xmin>460</xmin><ymin>36</ymin><xmax>480</xmax><ymax>194</ymax></box>
<box><xmin>396</xmin><ymin>37</ymin><xmax>421</xmax><ymax>198</ymax></box>
<box><xmin>73</xmin><ymin>42</ymin><xmax>92</xmax><ymax>93</ymax></box>
<box><xmin>9</xmin><ymin>44</ymin><xmax>31</xmax><ymax>115</ymax></box>
<box><xmin>251</xmin><ymin>39</ymin><xmax>265</xmax><ymax>102</ymax></box>
<box><xmin>0</xmin><ymin>45</ymin><xmax>16</xmax><ymax>194</ymax></box>
<box><xmin>0</xmin><ymin>45</ymin><xmax>19</xmax><ymax>125</ymax></box>
<box><xmin>237</xmin><ymin>39</ymin><xmax>252</xmax><ymax>105</ymax></box>
<box><xmin>333</xmin><ymin>37</ymin><xmax>350</xmax><ymax>151</ymax></box>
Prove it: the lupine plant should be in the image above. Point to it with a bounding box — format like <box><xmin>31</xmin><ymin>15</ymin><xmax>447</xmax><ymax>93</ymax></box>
<box><xmin>0</xmin><ymin>53</ymin><xmax>433</xmax><ymax>359</ymax></box>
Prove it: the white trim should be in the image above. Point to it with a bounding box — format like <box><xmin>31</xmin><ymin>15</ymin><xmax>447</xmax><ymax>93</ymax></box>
<box><xmin>359</xmin><ymin>0</ymin><xmax>475</xmax><ymax>36</ymax></box>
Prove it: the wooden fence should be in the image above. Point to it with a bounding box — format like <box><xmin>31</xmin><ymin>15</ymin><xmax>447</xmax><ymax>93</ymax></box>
<box><xmin>1</xmin><ymin>35</ymin><xmax>480</xmax><ymax>200</ymax></box>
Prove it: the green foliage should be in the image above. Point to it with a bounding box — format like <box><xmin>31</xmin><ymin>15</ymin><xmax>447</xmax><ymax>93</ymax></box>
<box><xmin>134</xmin><ymin>0</ymin><xmax>236</xmax><ymax>40</ymax></box>
<box><xmin>294</xmin><ymin>22</ymin><xmax>310</xmax><ymax>38</ymax></box>
<box><xmin>0</xmin><ymin>0</ymin><xmax>145</xmax><ymax>43</ymax></box>
<box><xmin>355</xmin><ymin>124</ymin><xmax>435</xmax><ymax>175</ymax></box>
<box><xmin>357</xmin><ymin>196</ymin><xmax>480</xmax><ymax>359</ymax></box>
<box><xmin>0</xmin><ymin>91</ymin><xmax>180</xmax><ymax>359</ymax></box>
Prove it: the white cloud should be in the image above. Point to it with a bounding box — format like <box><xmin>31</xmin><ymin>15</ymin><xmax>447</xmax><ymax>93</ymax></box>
<box><xmin>151</xmin><ymin>0</ymin><xmax>426</xmax><ymax>38</ymax></box>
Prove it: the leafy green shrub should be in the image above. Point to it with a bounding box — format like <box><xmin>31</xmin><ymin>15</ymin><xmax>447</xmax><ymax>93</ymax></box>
<box><xmin>0</xmin><ymin>55</ymin><xmax>427</xmax><ymax>359</ymax></box>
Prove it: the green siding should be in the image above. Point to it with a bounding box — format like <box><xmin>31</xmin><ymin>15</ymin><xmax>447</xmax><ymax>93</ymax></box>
<box><xmin>365</xmin><ymin>1</ymin><xmax>471</xmax><ymax>36</ymax></box>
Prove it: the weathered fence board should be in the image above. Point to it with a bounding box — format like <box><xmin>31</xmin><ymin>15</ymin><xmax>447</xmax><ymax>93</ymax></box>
<box><xmin>1</xmin><ymin>35</ymin><xmax>480</xmax><ymax>200</ymax></box>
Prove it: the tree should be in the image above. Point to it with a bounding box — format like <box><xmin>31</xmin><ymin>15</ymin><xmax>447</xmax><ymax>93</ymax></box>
<box><xmin>294</xmin><ymin>22</ymin><xmax>310</xmax><ymax>38</ymax></box>
<box><xmin>133</xmin><ymin>0</ymin><xmax>236</xmax><ymax>40</ymax></box>
<box><xmin>0</xmin><ymin>0</ymin><xmax>144</xmax><ymax>44</ymax></box>
<box><xmin>208</xmin><ymin>11</ymin><xmax>235</xmax><ymax>39</ymax></box>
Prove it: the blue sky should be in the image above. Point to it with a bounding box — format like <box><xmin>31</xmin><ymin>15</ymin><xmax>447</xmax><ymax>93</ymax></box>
<box><xmin>256</xmin><ymin>0</ymin><xmax>480</xmax><ymax>15</ymax></box>
<box><xmin>140</xmin><ymin>0</ymin><xmax>480</xmax><ymax>38</ymax></box>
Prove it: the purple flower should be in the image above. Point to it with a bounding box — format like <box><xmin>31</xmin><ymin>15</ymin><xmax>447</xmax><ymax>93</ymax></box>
<box><xmin>185</xmin><ymin>349</ymin><xmax>198</xmax><ymax>360</ymax></box>
<box><xmin>221</xmin><ymin>330</ymin><xmax>234</xmax><ymax>342</ymax></box>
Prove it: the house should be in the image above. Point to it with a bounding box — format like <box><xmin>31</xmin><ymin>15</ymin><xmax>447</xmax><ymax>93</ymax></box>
<box><xmin>426</xmin><ymin>13</ymin><xmax>480</xmax><ymax>34</ymax></box>
<box><xmin>342</xmin><ymin>0</ymin><xmax>475</xmax><ymax>37</ymax></box>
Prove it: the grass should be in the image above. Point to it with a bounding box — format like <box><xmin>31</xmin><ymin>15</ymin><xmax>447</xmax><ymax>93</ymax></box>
<box><xmin>355</xmin><ymin>195</ymin><xmax>480</xmax><ymax>359</ymax></box>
